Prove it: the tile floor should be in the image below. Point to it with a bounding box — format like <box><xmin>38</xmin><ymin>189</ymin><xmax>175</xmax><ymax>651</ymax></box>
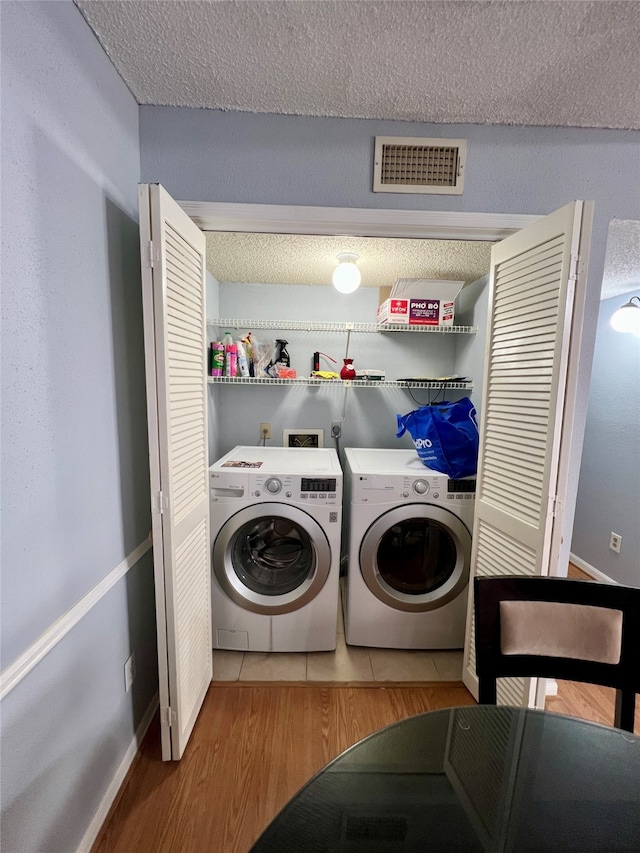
<box><xmin>212</xmin><ymin>596</ymin><xmax>464</xmax><ymax>683</ymax></box>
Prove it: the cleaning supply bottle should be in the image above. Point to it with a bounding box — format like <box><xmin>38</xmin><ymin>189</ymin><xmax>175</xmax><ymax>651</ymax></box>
<box><xmin>222</xmin><ymin>331</ymin><xmax>235</xmax><ymax>377</ymax></box>
<box><xmin>210</xmin><ymin>342</ymin><xmax>224</xmax><ymax>376</ymax></box>
<box><xmin>242</xmin><ymin>333</ymin><xmax>254</xmax><ymax>377</ymax></box>
<box><xmin>235</xmin><ymin>340</ymin><xmax>250</xmax><ymax>377</ymax></box>
<box><xmin>224</xmin><ymin>343</ymin><xmax>237</xmax><ymax>377</ymax></box>
<box><xmin>275</xmin><ymin>339</ymin><xmax>290</xmax><ymax>367</ymax></box>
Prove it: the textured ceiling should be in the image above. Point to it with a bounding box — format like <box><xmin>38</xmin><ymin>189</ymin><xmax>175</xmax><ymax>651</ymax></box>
<box><xmin>204</xmin><ymin>224</ymin><xmax>640</xmax><ymax>300</ymax></box>
<box><xmin>205</xmin><ymin>232</ymin><xmax>493</xmax><ymax>288</ymax></box>
<box><xmin>73</xmin><ymin>0</ymin><xmax>639</xmax><ymax>298</ymax></box>
<box><xmin>601</xmin><ymin>220</ymin><xmax>640</xmax><ymax>301</ymax></box>
<box><xmin>76</xmin><ymin>0</ymin><xmax>640</xmax><ymax>130</ymax></box>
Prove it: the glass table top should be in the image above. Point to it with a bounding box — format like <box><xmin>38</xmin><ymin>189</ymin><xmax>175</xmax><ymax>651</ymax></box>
<box><xmin>250</xmin><ymin>705</ymin><xmax>640</xmax><ymax>852</ymax></box>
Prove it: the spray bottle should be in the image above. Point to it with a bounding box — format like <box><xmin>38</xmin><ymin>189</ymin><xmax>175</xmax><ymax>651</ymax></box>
<box><xmin>235</xmin><ymin>340</ymin><xmax>250</xmax><ymax>377</ymax></box>
<box><xmin>224</xmin><ymin>343</ymin><xmax>238</xmax><ymax>377</ymax></box>
<box><xmin>222</xmin><ymin>331</ymin><xmax>235</xmax><ymax>377</ymax></box>
<box><xmin>275</xmin><ymin>339</ymin><xmax>290</xmax><ymax>367</ymax></box>
<box><xmin>242</xmin><ymin>333</ymin><xmax>254</xmax><ymax>377</ymax></box>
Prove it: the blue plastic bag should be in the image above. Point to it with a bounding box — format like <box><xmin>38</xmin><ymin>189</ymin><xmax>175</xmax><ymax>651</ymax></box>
<box><xmin>396</xmin><ymin>397</ymin><xmax>479</xmax><ymax>478</ymax></box>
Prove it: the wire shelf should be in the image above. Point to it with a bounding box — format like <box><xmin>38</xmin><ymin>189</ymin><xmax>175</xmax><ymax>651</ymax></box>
<box><xmin>207</xmin><ymin>318</ymin><xmax>477</xmax><ymax>335</ymax></box>
<box><xmin>208</xmin><ymin>376</ymin><xmax>473</xmax><ymax>390</ymax></box>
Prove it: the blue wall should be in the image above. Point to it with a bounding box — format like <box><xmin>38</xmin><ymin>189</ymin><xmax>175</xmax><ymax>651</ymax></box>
<box><xmin>140</xmin><ymin>108</ymin><xmax>639</xmax><ymax>220</ymax></box>
<box><xmin>141</xmin><ymin>105</ymin><xmax>640</xmax><ymax>573</ymax></box>
<box><xmin>210</xmin><ymin>281</ymin><xmax>466</xmax><ymax>460</ymax></box>
<box><xmin>571</xmin><ymin>297</ymin><xmax>640</xmax><ymax>585</ymax></box>
<box><xmin>1</xmin><ymin>3</ymin><xmax>638</xmax><ymax>848</ymax></box>
<box><xmin>1</xmin><ymin>3</ymin><xmax>156</xmax><ymax>850</ymax></box>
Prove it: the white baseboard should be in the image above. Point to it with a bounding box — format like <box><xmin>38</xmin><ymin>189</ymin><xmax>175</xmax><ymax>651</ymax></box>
<box><xmin>76</xmin><ymin>692</ymin><xmax>159</xmax><ymax>853</ymax></box>
<box><xmin>569</xmin><ymin>553</ymin><xmax>616</xmax><ymax>585</ymax></box>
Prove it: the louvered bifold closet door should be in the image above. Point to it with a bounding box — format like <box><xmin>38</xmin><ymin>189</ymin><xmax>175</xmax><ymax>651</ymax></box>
<box><xmin>462</xmin><ymin>202</ymin><xmax>589</xmax><ymax>707</ymax></box>
<box><xmin>139</xmin><ymin>184</ymin><xmax>211</xmax><ymax>761</ymax></box>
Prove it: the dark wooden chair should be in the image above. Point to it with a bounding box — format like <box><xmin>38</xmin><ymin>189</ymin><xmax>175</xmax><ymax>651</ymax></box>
<box><xmin>474</xmin><ymin>575</ymin><xmax>640</xmax><ymax>732</ymax></box>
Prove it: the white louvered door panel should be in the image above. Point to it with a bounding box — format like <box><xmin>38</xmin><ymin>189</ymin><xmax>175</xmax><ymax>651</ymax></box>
<box><xmin>463</xmin><ymin>202</ymin><xmax>592</xmax><ymax>706</ymax></box>
<box><xmin>139</xmin><ymin>184</ymin><xmax>211</xmax><ymax>761</ymax></box>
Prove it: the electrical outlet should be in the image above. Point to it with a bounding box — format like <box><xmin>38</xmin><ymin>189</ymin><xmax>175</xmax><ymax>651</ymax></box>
<box><xmin>609</xmin><ymin>532</ymin><xmax>622</xmax><ymax>554</ymax></box>
<box><xmin>124</xmin><ymin>652</ymin><xmax>136</xmax><ymax>692</ymax></box>
<box><xmin>260</xmin><ymin>422</ymin><xmax>271</xmax><ymax>440</ymax></box>
<box><xmin>331</xmin><ymin>421</ymin><xmax>342</xmax><ymax>438</ymax></box>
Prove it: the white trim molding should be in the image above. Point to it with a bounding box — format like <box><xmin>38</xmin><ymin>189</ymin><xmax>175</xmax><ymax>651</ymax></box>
<box><xmin>178</xmin><ymin>200</ymin><xmax>542</xmax><ymax>242</ymax></box>
<box><xmin>76</xmin><ymin>692</ymin><xmax>159</xmax><ymax>853</ymax></box>
<box><xmin>0</xmin><ymin>538</ymin><xmax>152</xmax><ymax>700</ymax></box>
<box><xmin>570</xmin><ymin>552</ymin><xmax>617</xmax><ymax>585</ymax></box>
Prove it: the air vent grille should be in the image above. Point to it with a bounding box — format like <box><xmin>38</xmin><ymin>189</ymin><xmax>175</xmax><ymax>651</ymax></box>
<box><xmin>374</xmin><ymin>136</ymin><xmax>466</xmax><ymax>195</ymax></box>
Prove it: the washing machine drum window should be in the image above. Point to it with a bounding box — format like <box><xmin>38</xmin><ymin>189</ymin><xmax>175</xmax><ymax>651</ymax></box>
<box><xmin>360</xmin><ymin>505</ymin><xmax>471</xmax><ymax>613</ymax></box>
<box><xmin>378</xmin><ymin>519</ymin><xmax>457</xmax><ymax>595</ymax></box>
<box><xmin>213</xmin><ymin>503</ymin><xmax>332</xmax><ymax>615</ymax></box>
<box><xmin>233</xmin><ymin>517</ymin><xmax>313</xmax><ymax>596</ymax></box>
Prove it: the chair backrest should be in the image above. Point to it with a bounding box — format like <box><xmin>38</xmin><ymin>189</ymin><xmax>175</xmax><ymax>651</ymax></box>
<box><xmin>474</xmin><ymin>575</ymin><xmax>640</xmax><ymax>732</ymax></box>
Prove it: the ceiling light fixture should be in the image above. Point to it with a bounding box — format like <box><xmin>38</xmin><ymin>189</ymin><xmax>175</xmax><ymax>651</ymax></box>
<box><xmin>610</xmin><ymin>295</ymin><xmax>640</xmax><ymax>335</ymax></box>
<box><xmin>332</xmin><ymin>252</ymin><xmax>361</xmax><ymax>294</ymax></box>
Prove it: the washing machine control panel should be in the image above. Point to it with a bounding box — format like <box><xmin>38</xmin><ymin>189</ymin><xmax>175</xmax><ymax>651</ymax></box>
<box><xmin>353</xmin><ymin>472</ymin><xmax>475</xmax><ymax>505</ymax></box>
<box><xmin>210</xmin><ymin>470</ymin><xmax>340</xmax><ymax>504</ymax></box>
<box><xmin>413</xmin><ymin>479</ymin><xmax>429</xmax><ymax>495</ymax></box>
<box><xmin>265</xmin><ymin>477</ymin><xmax>282</xmax><ymax>494</ymax></box>
<box><xmin>297</xmin><ymin>477</ymin><xmax>339</xmax><ymax>504</ymax></box>
<box><xmin>446</xmin><ymin>478</ymin><xmax>477</xmax><ymax>503</ymax></box>
<box><xmin>253</xmin><ymin>475</ymin><xmax>338</xmax><ymax>503</ymax></box>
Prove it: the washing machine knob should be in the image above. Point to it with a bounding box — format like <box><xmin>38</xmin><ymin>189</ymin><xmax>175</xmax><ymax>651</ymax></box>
<box><xmin>265</xmin><ymin>477</ymin><xmax>282</xmax><ymax>494</ymax></box>
<box><xmin>413</xmin><ymin>479</ymin><xmax>429</xmax><ymax>495</ymax></box>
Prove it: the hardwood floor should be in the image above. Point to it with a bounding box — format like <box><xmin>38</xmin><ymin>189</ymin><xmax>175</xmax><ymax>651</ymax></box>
<box><xmin>92</xmin><ymin>679</ymin><xmax>639</xmax><ymax>853</ymax></box>
<box><xmin>91</xmin><ymin>682</ymin><xmax>475</xmax><ymax>853</ymax></box>
<box><xmin>92</xmin><ymin>564</ymin><xmax>638</xmax><ymax>852</ymax></box>
<box><xmin>552</xmin><ymin>562</ymin><xmax>640</xmax><ymax>732</ymax></box>
<box><xmin>547</xmin><ymin>679</ymin><xmax>640</xmax><ymax>732</ymax></box>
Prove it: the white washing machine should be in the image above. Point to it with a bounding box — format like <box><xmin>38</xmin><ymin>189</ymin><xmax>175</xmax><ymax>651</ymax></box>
<box><xmin>343</xmin><ymin>448</ymin><xmax>475</xmax><ymax>649</ymax></box>
<box><xmin>209</xmin><ymin>445</ymin><xmax>342</xmax><ymax>652</ymax></box>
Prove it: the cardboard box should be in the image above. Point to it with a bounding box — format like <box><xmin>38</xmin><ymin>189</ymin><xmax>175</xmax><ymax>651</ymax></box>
<box><xmin>377</xmin><ymin>298</ymin><xmax>410</xmax><ymax>325</ymax></box>
<box><xmin>377</xmin><ymin>279</ymin><xmax>464</xmax><ymax>326</ymax></box>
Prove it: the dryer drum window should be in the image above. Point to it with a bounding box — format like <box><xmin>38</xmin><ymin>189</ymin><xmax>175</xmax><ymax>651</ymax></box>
<box><xmin>359</xmin><ymin>503</ymin><xmax>471</xmax><ymax>612</ymax></box>
<box><xmin>378</xmin><ymin>520</ymin><xmax>457</xmax><ymax>595</ymax></box>
<box><xmin>233</xmin><ymin>516</ymin><xmax>314</xmax><ymax>596</ymax></box>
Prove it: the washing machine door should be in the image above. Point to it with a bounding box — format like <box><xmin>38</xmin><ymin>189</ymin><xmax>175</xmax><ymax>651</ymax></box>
<box><xmin>213</xmin><ymin>503</ymin><xmax>331</xmax><ymax>615</ymax></box>
<box><xmin>359</xmin><ymin>504</ymin><xmax>471</xmax><ymax>612</ymax></box>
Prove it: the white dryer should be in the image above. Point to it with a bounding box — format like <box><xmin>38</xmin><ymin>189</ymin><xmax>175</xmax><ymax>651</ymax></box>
<box><xmin>209</xmin><ymin>446</ymin><xmax>342</xmax><ymax>652</ymax></box>
<box><xmin>343</xmin><ymin>448</ymin><xmax>475</xmax><ymax>649</ymax></box>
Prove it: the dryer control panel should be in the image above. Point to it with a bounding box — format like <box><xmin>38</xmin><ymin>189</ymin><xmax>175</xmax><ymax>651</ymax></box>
<box><xmin>210</xmin><ymin>470</ymin><xmax>340</xmax><ymax>505</ymax></box>
<box><xmin>446</xmin><ymin>477</ymin><xmax>476</xmax><ymax>504</ymax></box>
<box><xmin>352</xmin><ymin>472</ymin><xmax>475</xmax><ymax>506</ymax></box>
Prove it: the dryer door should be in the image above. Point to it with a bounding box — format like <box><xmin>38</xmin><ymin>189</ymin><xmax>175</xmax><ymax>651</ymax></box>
<box><xmin>213</xmin><ymin>503</ymin><xmax>331</xmax><ymax>614</ymax></box>
<box><xmin>360</xmin><ymin>505</ymin><xmax>471</xmax><ymax>612</ymax></box>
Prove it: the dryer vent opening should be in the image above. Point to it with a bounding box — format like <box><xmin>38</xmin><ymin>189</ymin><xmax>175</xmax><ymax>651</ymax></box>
<box><xmin>373</xmin><ymin>136</ymin><xmax>466</xmax><ymax>195</ymax></box>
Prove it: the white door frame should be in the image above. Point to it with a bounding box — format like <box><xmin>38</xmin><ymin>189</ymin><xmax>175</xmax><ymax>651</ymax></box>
<box><xmin>179</xmin><ymin>200</ymin><xmax>541</xmax><ymax>242</ymax></box>
<box><xmin>184</xmin><ymin>198</ymin><xmax>579</xmax><ymax>710</ymax></box>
